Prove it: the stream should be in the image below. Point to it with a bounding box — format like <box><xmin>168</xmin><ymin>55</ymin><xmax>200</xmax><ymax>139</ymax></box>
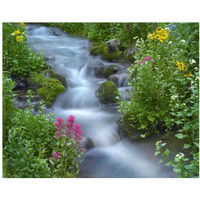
<box><xmin>27</xmin><ymin>24</ymin><xmax>179</xmax><ymax>178</ymax></box>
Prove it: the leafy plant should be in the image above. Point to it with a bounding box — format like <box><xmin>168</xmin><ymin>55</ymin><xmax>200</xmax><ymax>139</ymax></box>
<box><xmin>3</xmin><ymin>23</ymin><xmax>47</xmax><ymax>77</ymax></box>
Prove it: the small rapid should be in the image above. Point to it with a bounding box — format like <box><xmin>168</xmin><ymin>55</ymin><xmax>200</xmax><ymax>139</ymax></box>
<box><xmin>27</xmin><ymin>24</ymin><xmax>176</xmax><ymax>178</ymax></box>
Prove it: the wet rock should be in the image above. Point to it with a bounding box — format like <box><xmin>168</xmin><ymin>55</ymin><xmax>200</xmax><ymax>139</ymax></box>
<box><xmin>96</xmin><ymin>80</ymin><xmax>118</xmax><ymax>105</ymax></box>
<box><xmin>118</xmin><ymin>116</ymin><xmax>142</xmax><ymax>141</ymax></box>
<box><xmin>108</xmin><ymin>72</ymin><xmax>129</xmax><ymax>87</ymax></box>
<box><xmin>106</xmin><ymin>38</ymin><xmax>122</xmax><ymax>53</ymax></box>
<box><xmin>80</xmin><ymin>137</ymin><xmax>95</xmax><ymax>150</ymax></box>
<box><xmin>125</xmin><ymin>42</ymin><xmax>137</xmax><ymax>61</ymax></box>
<box><xmin>13</xmin><ymin>77</ymin><xmax>28</xmax><ymax>91</ymax></box>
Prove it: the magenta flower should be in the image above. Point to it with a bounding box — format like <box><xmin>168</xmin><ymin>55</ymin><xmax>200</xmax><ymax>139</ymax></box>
<box><xmin>144</xmin><ymin>56</ymin><xmax>151</xmax><ymax>61</ymax></box>
<box><xmin>67</xmin><ymin>115</ymin><xmax>75</xmax><ymax>124</ymax></box>
<box><xmin>83</xmin><ymin>148</ymin><xmax>86</xmax><ymax>152</ymax></box>
<box><xmin>57</xmin><ymin>117</ymin><xmax>63</xmax><ymax>124</ymax></box>
<box><xmin>138</xmin><ymin>60</ymin><xmax>142</xmax><ymax>65</ymax></box>
<box><xmin>52</xmin><ymin>152</ymin><xmax>61</xmax><ymax>159</ymax></box>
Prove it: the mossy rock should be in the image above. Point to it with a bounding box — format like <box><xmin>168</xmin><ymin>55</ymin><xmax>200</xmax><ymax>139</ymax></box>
<box><xmin>96</xmin><ymin>81</ymin><xmax>118</xmax><ymax>105</ymax></box>
<box><xmin>90</xmin><ymin>43</ymin><xmax>122</xmax><ymax>61</ymax></box>
<box><xmin>37</xmin><ymin>77</ymin><xmax>65</xmax><ymax>107</ymax></box>
<box><xmin>43</xmin><ymin>70</ymin><xmax>68</xmax><ymax>88</ymax></box>
<box><xmin>118</xmin><ymin>115</ymin><xmax>143</xmax><ymax>141</ymax></box>
<box><xmin>103</xmin><ymin>65</ymin><xmax>116</xmax><ymax>78</ymax></box>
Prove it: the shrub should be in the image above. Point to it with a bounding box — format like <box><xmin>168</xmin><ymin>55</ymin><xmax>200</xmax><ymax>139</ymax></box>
<box><xmin>3</xmin><ymin>23</ymin><xmax>47</xmax><ymax>77</ymax></box>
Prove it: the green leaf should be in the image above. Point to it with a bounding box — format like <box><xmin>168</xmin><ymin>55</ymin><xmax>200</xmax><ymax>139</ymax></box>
<box><xmin>163</xmin><ymin>148</ymin><xmax>170</xmax><ymax>157</ymax></box>
<box><xmin>164</xmin><ymin>161</ymin><xmax>173</xmax><ymax>166</ymax></box>
<box><xmin>183</xmin><ymin>143</ymin><xmax>191</xmax><ymax>149</ymax></box>
<box><xmin>173</xmin><ymin>168</ymin><xmax>181</xmax><ymax>174</ymax></box>
<box><xmin>154</xmin><ymin>151</ymin><xmax>160</xmax><ymax>156</ymax></box>
<box><xmin>157</xmin><ymin>159</ymin><xmax>163</xmax><ymax>165</ymax></box>
<box><xmin>193</xmin><ymin>141</ymin><xmax>199</xmax><ymax>148</ymax></box>
<box><xmin>175</xmin><ymin>133</ymin><xmax>186</xmax><ymax>139</ymax></box>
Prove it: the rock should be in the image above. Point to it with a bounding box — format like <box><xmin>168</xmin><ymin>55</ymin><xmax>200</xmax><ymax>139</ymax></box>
<box><xmin>86</xmin><ymin>59</ymin><xmax>105</xmax><ymax>77</ymax></box>
<box><xmin>13</xmin><ymin>77</ymin><xmax>28</xmax><ymax>91</ymax></box>
<box><xmin>96</xmin><ymin>81</ymin><xmax>118</xmax><ymax>105</ymax></box>
<box><xmin>108</xmin><ymin>72</ymin><xmax>129</xmax><ymax>87</ymax></box>
<box><xmin>43</xmin><ymin>70</ymin><xmax>68</xmax><ymax>88</ymax></box>
<box><xmin>118</xmin><ymin>116</ymin><xmax>143</xmax><ymax>141</ymax></box>
<box><xmin>125</xmin><ymin>42</ymin><xmax>137</xmax><ymax>61</ymax></box>
<box><xmin>106</xmin><ymin>38</ymin><xmax>122</xmax><ymax>53</ymax></box>
<box><xmin>90</xmin><ymin>41</ymin><xmax>122</xmax><ymax>62</ymax></box>
<box><xmin>80</xmin><ymin>137</ymin><xmax>95</xmax><ymax>150</ymax></box>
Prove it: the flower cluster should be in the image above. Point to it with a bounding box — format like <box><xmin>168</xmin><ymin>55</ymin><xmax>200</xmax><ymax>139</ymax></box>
<box><xmin>52</xmin><ymin>152</ymin><xmax>61</xmax><ymax>159</ymax></box>
<box><xmin>53</xmin><ymin>115</ymin><xmax>86</xmax><ymax>160</ymax></box>
<box><xmin>138</xmin><ymin>56</ymin><xmax>151</xmax><ymax>66</ymax></box>
<box><xmin>19</xmin><ymin>22</ymin><xmax>26</xmax><ymax>28</ymax></box>
<box><xmin>11</xmin><ymin>23</ymin><xmax>27</xmax><ymax>42</ymax></box>
<box><xmin>184</xmin><ymin>72</ymin><xmax>192</xmax><ymax>77</ymax></box>
<box><xmin>176</xmin><ymin>61</ymin><xmax>187</xmax><ymax>71</ymax></box>
<box><xmin>176</xmin><ymin>152</ymin><xmax>184</xmax><ymax>159</ymax></box>
<box><xmin>148</xmin><ymin>27</ymin><xmax>169</xmax><ymax>43</ymax></box>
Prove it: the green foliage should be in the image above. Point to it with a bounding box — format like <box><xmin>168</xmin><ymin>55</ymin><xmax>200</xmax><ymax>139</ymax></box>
<box><xmin>96</xmin><ymin>81</ymin><xmax>118</xmax><ymax>104</ymax></box>
<box><xmin>30</xmin><ymin>72</ymin><xmax>66</xmax><ymax>106</ymax></box>
<box><xmin>49</xmin><ymin>117</ymin><xmax>85</xmax><ymax>178</ymax></box>
<box><xmin>3</xmin><ymin>23</ymin><xmax>47</xmax><ymax>77</ymax></box>
<box><xmin>3</xmin><ymin>76</ymin><xmax>84</xmax><ymax>178</ymax></box>
<box><xmin>45</xmin><ymin>23</ymin><xmax>85</xmax><ymax>35</ymax></box>
<box><xmin>118</xmin><ymin>23</ymin><xmax>199</xmax><ymax>177</ymax></box>
<box><xmin>155</xmin><ymin>141</ymin><xmax>199</xmax><ymax>178</ymax></box>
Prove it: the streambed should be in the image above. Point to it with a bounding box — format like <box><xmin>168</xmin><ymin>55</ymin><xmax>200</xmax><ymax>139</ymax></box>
<box><xmin>27</xmin><ymin>24</ymin><xmax>180</xmax><ymax>178</ymax></box>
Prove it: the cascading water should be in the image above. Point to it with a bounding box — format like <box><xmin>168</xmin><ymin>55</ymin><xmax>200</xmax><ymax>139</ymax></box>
<box><xmin>27</xmin><ymin>24</ymin><xmax>177</xmax><ymax>178</ymax></box>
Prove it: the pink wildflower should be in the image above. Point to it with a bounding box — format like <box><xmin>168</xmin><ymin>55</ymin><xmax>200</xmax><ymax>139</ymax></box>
<box><xmin>57</xmin><ymin>117</ymin><xmax>63</xmax><ymax>124</ymax></box>
<box><xmin>138</xmin><ymin>60</ymin><xmax>142</xmax><ymax>65</ymax></box>
<box><xmin>67</xmin><ymin>115</ymin><xmax>75</xmax><ymax>125</ymax></box>
<box><xmin>52</xmin><ymin>152</ymin><xmax>61</xmax><ymax>159</ymax></box>
<box><xmin>55</xmin><ymin>122</ymin><xmax>59</xmax><ymax>127</ymax></box>
<box><xmin>83</xmin><ymin>148</ymin><xmax>86</xmax><ymax>152</ymax></box>
<box><xmin>144</xmin><ymin>56</ymin><xmax>151</xmax><ymax>61</ymax></box>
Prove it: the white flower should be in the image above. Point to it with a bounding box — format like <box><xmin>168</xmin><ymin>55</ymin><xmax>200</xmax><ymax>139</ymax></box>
<box><xmin>176</xmin><ymin>153</ymin><xmax>184</xmax><ymax>159</ymax></box>
<box><xmin>194</xmin><ymin>67</ymin><xmax>198</xmax><ymax>71</ymax></box>
<box><xmin>189</xmin><ymin>59</ymin><xmax>196</xmax><ymax>64</ymax></box>
<box><xmin>195</xmin><ymin>76</ymin><xmax>199</xmax><ymax>80</ymax></box>
<box><xmin>171</xmin><ymin>95</ymin><xmax>178</xmax><ymax>100</ymax></box>
<box><xmin>165</xmin><ymin>27</ymin><xmax>170</xmax><ymax>32</ymax></box>
<box><xmin>169</xmin><ymin>41</ymin><xmax>172</xmax><ymax>44</ymax></box>
<box><xmin>180</xmin><ymin>40</ymin><xmax>186</xmax><ymax>43</ymax></box>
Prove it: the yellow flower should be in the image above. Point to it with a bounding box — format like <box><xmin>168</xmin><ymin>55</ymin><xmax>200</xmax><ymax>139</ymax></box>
<box><xmin>149</xmin><ymin>33</ymin><xmax>156</xmax><ymax>39</ymax></box>
<box><xmin>16</xmin><ymin>35</ymin><xmax>23</xmax><ymax>42</ymax></box>
<box><xmin>12</xmin><ymin>30</ymin><xmax>21</xmax><ymax>35</ymax></box>
<box><xmin>19</xmin><ymin>22</ymin><xmax>26</xmax><ymax>28</ymax></box>
<box><xmin>176</xmin><ymin>61</ymin><xmax>187</xmax><ymax>71</ymax></box>
<box><xmin>185</xmin><ymin>72</ymin><xmax>192</xmax><ymax>77</ymax></box>
<box><xmin>149</xmin><ymin>28</ymin><xmax>169</xmax><ymax>43</ymax></box>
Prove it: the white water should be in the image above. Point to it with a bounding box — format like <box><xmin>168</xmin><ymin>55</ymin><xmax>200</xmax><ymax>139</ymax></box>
<box><xmin>27</xmin><ymin>24</ymin><xmax>176</xmax><ymax>178</ymax></box>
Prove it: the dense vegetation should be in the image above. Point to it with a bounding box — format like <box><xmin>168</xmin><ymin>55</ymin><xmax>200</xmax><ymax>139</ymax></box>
<box><xmin>2</xmin><ymin>22</ymin><xmax>199</xmax><ymax>178</ymax></box>
<box><xmin>2</xmin><ymin>23</ymin><xmax>85</xmax><ymax>178</ymax></box>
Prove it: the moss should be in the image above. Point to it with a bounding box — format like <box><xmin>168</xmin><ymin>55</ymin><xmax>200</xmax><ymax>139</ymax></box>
<box><xmin>43</xmin><ymin>70</ymin><xmax>68</xmax><ymax>88</ymax></box>
<box><xmin>103</xmin><ymin>65</ymin><xmax>115</xmax><ymax>78</ymax></box>
<box><xmin>90</xmin><ymin>43</ymin><xmax>122</xmax><ymax>61</ymax></box>
<box><xmin>37</xmin><ymin>77</ymin><xmax>65</xmax><ymax>106</ymax></box>
<box><xmin>119</xmin><ymin>115</ymin><xmax>143</xmax><ymax>141</ymax></box>
<box><xmin>96</xmin><ymin>81</ymin><xmax>118</xmax><ymax>104</ymax></box>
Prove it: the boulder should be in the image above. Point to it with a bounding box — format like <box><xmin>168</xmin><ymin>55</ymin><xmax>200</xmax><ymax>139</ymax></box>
<box><xmin>125</xmin><ymin>42</ymin><xmax>137</xmax><ymax>61</ymax></box>
<box><xmin>80</xmin><ymin>137</ymin><xmax>95</xmax><ymax>150</ymax></box>
<box><xmin>96</xmin><ymin>81</ymin><xmax>118</xmax><ymax>105</ymax></box>
<box><xmin>86</xmin><ymin>59</ymin><xmax>106</xmax><ymax>77</ymax></box>
<box><xmin>108</xmin><ymin>72</ymin><xmax>129</xmax><ymax>87</ymax></box>
<box><xmin>43</xmin><ymin>69</ymin><xmax>68</xmax><ymax>88</ymax></box>
<box><xmin>118</xmin><ymin>116</ymin><xmax>142</xmax><ymax>141</ymax></box>
<box><xmin>106</xmin><ymin>38</ymin><xmax>122</xmax><ymax>53</ymax></box>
